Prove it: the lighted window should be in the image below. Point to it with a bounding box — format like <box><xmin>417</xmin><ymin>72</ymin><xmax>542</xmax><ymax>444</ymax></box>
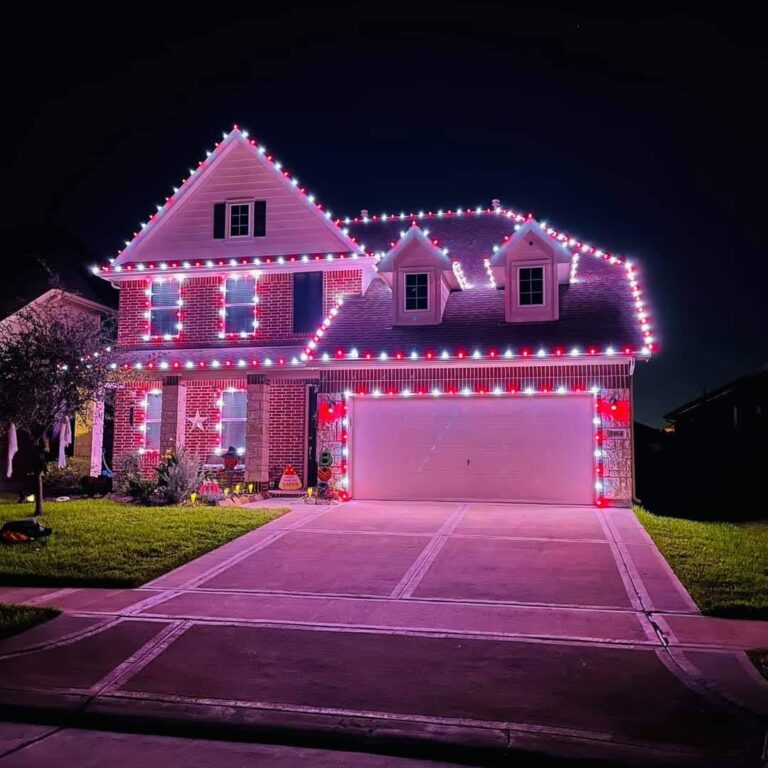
<box><xmin>518</xmin><ymin>266</ymin><xmax>544</xmax><ymax>306</ymax></box>
<box><xmin>404</xmin><ymin>273</ymin><xmax>429</xmax><ymax>311</ymax></box>
<box><xmin>144</xmin><ymin>391</ymin><xmax>162</xmax><ymax>451</ymax></box>
<box><xmin>220</xmin><ymin>390</ymin><xmax>247</xmax><ymax>456</ymax></box>
<box><xmin>150</xmin><ymin>280</ymin><xmax>181</xmax><ymax>337</ymax></box>
<box><xmin>223</xmin><ymin>276</ymin><xmax>257</xmax><ymax>336</ymax></box>
<box><xmin>229</xmin><ymin>203</ymin><xmax>250</xmax><ymax>237</ymax></box>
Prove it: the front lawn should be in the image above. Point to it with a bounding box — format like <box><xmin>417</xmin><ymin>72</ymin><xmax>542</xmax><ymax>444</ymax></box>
<box><xmin>0</xmin><ymin>497</ymin><xmax>286</xmax><ymax>588</ymax></box>
<box><xmin>0</xmin><ymin>604</ymin><xmax>60</xmax><ymax>639</ymax></box>
<box><xmin>636</xmin><ymin>506</ymin><xmax>768</xmax><ymax>620</ymax></box>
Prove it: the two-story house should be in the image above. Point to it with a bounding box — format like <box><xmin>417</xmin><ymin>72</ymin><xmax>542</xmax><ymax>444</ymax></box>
<box><xmin>95</xmin><ymin>127</ymin><xmax>654</xmax><ymax>506</ymax></box>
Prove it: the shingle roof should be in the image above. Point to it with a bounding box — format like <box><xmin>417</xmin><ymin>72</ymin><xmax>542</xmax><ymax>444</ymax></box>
<box><xmin>312</xmin><ymin>213</ymin><xmax>646</xmax><ymax>356</ymax></box>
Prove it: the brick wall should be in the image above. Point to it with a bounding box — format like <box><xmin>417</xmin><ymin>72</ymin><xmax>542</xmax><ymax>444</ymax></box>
<box><xmin>268</xmin><ymin>381</ymin><xmax>309</xmax><ymax>484</ymax></box>
<box><xmin>182</xmin><ymin>277</ymin><xmax>220</xmax><ymax>345</ymax></box>
<box><xmin>113</xmin><ymin>380</ymin><xmax>162</xmax><ymax>477</ymax></box>
<box><xmin>117</xmin><ymin>269</ymin><xmax>363</xmax><ymax>348</ymax></box>
<box><xmin>116</xmin><ymin>280</ymin><xmax>149</xmax><ymax>347</ymax></box>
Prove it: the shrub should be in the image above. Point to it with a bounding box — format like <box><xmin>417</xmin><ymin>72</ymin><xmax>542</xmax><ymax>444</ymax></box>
<box><xmin>114</xmin><ymin>453</ymin><xmax>142</xmax><ymax>495</ymax></box>
<box><xmin>125</xmin><ymin>477</ymin><xmax>157</xmax><ymax>505</ymax></box>
<box><xmin>43</xmin><ymin>456</ymin><xmax>91</xmax><ymax>494</ymax></box>
<box><xmin>155</xmin><ymin>447</ymin><xmax>205</xmax><ymax>504</ymax></box>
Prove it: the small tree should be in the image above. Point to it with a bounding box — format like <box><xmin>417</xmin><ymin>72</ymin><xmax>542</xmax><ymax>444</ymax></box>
<box><xmin>0</xmin><ymin>301</ymin><xmax>115</xmax><ymax>515</ymax></box>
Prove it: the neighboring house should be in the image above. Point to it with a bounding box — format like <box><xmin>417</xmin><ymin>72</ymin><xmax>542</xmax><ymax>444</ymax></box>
<box><xmin>664</xmin><ymin>367</ymin><xmax>767</xmax><ymax>515</ymax></box>
<box><xmin>0</xmin><ymin>289</ymin><xmax>116</xmax><ymax>486</ymax></box>
<box><xmin>95</xmin><ymin>127</ymin><xmax>654</xmax><ymax>506</ymax></box>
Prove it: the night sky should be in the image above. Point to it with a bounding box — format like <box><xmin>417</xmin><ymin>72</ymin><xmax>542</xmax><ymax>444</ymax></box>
<box><xmin>2</xmin><ymin>4</ymin><xmax>765</xmax><ymax>425</ymax></box>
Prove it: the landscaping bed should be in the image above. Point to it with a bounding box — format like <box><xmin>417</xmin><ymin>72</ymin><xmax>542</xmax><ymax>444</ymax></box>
<box><xmin>635</xmin><ymin>506</ymin><xmax>768</xmax><ymax>620</ymax></box>
<box><xmin>0</xmin><ymin>496</ymin><xmax>287</xmax><ymax>588</ymax></box>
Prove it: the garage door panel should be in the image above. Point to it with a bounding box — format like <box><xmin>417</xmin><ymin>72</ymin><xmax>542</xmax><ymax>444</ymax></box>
<box><xmin>349</xmin><ymin>396</ymin><xmax>594</xmax><ymax>504</ymax></box>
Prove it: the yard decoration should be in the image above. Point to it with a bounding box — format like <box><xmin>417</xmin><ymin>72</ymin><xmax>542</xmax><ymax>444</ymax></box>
<box><xmin>279</xmin><ymin>464</ymin><xmax>302</xmax><ymax>491</ymax></box>
<box><xmin>1</xmin><ymin>518</ymin><xmax>52</xmax><ymax>544</ymax></box>
<box><xmin>319</xmin><ymin>449</ymin><xmax>334</xmax><ymax>467</ymax></box>
<box><xmin>317</xmin><ymin>465</ymin><xmax>332</xmax><ymax>482</ymax></box>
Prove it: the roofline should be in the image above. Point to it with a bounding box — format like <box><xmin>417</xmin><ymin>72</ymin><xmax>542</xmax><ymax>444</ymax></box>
<box><xmin>1</xmin><ymin>289</ymin><xmax>115</xmax><ymax>321</ymax></box>
<box><xmin>664</xmin><ymin>365</ymin><xmax>768</xmax><ymax>420</ymax></box>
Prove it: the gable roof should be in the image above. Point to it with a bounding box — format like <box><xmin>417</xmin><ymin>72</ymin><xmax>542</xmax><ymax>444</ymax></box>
<box><xmin>112</xmin><ymin>127</ymin><xmax>361</xmax><ymax>266</ymax></box>
<box><xmin>376</xmin><ymin>225</ymin><xmax>453</xmax><ymax>272</ymax></box>
<box><xmin>489</xmin><ymin>218</ymin><xmax>572</xmax><ymax>267</ymax></box>
<box><xmin>306</xmin><ymin>209</ymin><xmax>653</xmax><ymax>360</ymax></box>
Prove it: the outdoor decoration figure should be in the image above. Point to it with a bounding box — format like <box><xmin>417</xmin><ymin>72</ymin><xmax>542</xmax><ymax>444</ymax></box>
<box><xmin>279</xmin><ymin>464</ymin><xmax>302</xmax><ymax>491</ymax></box>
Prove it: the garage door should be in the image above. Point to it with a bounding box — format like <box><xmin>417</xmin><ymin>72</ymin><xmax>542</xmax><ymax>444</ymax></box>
<box><xmin>348</xmin><ymin>395</ymin><xmax>594</xmax><ymax>504</ymax></box>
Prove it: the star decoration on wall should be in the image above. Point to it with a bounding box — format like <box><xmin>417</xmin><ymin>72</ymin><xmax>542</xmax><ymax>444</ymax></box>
<box><xmin>187</xmin><ymin>411</ymin><xmax>207</xmax><ymax>431</ymax></box>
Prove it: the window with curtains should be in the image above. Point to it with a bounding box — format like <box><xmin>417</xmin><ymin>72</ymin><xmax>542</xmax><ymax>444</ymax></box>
<box><xmin>144</xmin><ymin>391</ymin><xmax>162</xmax><ymax>451</ymax></box>
<box><xmin>149</xmin><ymin>280</ymin><xmax>181</xmax><ymax>337</ymax></box>
<box><xmin>220</xmin><ymin>390</ymin><xmax>247</xmax><ymax>456</ymax></box>
<box><xmin>223</xmin><ymin>275</ymin><xmax>257</xmax><ymax>337</ymax></box>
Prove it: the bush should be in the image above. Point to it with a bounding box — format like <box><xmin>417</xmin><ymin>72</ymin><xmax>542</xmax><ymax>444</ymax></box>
<box><xmin>114</xmin><ymin>453</ymin><xmax>142</xmax><ymax>495</ymax></box>
<box><xmin>125</xmin><ymin>477</ymin><xmax>157</xmax><ymax>505</ymax></box>
<box><xmin>43</xmin><ymin>457</ymin><xmax>92</xmax><ymax>495</ymax></box>
<box><xmin>155</xmin><ymin>447</ymin><xmax>205</xmax><ymax>504</ymax></box>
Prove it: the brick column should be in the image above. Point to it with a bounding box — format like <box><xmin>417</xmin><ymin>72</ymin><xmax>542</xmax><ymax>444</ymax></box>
<box><xmin>160</xmin><ymin>375</ymin><xmax>187</xmax><ymax>454</ymax></box>
<box><xmin>245</xmin><ymin>373</ymin><xmax>269</xmax><ymax>483</ymax></box>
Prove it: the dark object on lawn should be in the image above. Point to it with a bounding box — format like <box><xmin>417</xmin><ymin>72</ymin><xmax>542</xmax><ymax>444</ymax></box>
<box><xmin>0</xmin><ymin>518</ymin><xmax>52</xmax><ymax>543</ymax></box>
<box><xmin>80</xmin><ymin>474</ymin><xmax>112</xmax><ymax>497</ymax></box>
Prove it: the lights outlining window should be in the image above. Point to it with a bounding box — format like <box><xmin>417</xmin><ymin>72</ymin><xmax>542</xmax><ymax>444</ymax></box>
<box><xmin>222</xmin><ymin>274</ymin><xmax>258</xmax><ymax>337</ymax></box>
<box><xmin>404</xmin><ymin>273</ymin><xmax>429</xmax><ymax>311</ymax></box>
<box><xmin>229</xmin><ymin>203</ymin><xmax>250</xmax><ymax>237</ymax></box>
<box><xmin>144</xmin><ymin>391</ymin><xmax>162</xmax><ymax>452</ymax></box>
<box><xmin>220</xmin><ymin>390</ymin><xmax>247</xmax><ymax>456</ymax></box>
<box><xmin>149</xmin><ymin>280</ymin><xmax>181</xmax><ymax>338</ymax></box>
<box><xmin>519</xmin><ymin>266</ymin><xmax>544</xmax><ymax>306</ymax></box>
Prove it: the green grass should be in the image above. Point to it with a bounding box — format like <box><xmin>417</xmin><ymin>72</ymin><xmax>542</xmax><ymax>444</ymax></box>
<box><xmin>747</xmin><ymin>649</ymin><xmax>768</xmax><ymax>681</ymax></box>
<box><xmin>635</xmin><ymin>506</ymin><xmax>768</xmax><ymax>620</ymax></box>
<box><xmin>0</xmin><ymin>603</ymin><xmax>60</xmax><ymax>639</ymax></box>
<box><xmin>0</xmin><ymin>496</ymin><xmax>286</xmax><ymax>588</ymax></box>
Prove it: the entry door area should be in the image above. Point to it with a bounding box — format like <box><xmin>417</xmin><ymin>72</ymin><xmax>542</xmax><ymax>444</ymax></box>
<box><xmin>347</xmin><ymin>395</ymin><xmax>594</xmax><ymax>504</ymax></box>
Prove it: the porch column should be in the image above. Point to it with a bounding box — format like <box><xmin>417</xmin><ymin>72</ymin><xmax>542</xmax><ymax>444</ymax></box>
<box><xmin>245</xmin><ymin>373</ymin><xmax>269</xmax><ymax>483</ymax></box>
<box><xmin>160</xmin><ymin>375</ymin><xmax>187</xmax><ymax>454</ymax></box>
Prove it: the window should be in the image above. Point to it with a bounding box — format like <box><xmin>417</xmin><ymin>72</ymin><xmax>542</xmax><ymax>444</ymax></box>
<box><xmin>149</xmin><ymin>280</ymin><xmax>181</xmax><ymax>338</ymax></box>
<box><xmin>222</xmin><ymin>275</ymin><xmax>257</xmax><ymax>337</ymax></box>
<box><xmin>144</xmin><ymin>391</ymin><xmax>162</xmax><ymax>452</ymax></box>
<box><xmin>404</xmin><ymin>273</ymin><xmax>429</xmax><ymax>311</ymax></box>
<box><xmin>293</xmin><ymin>272</ymin><xmax>323</xmax><ymax>333</ymax></box>
<box><xmin>229</xmin><ymin>203</ymin><xmax>250</xmax><ymax>237</ymax></box>
<box><xmin>219</xmin><ymin>390</ymin><xmax>247</xmax><ymax>456</ymax></box>
<box><xmin>518</xmin><ymin>266</ymin><xmax>544</xmax><ymax>306</ymax></box>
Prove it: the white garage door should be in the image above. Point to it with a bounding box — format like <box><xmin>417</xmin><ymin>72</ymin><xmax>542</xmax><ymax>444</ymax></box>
<box><xmin>348</xmin><ymin>395</ymin><xmax>594</xmax><ymax>504</ymax></box>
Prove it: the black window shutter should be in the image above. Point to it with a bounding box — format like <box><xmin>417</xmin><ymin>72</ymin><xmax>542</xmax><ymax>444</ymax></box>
<box><xmin>293</xmin><ymin>272</ymin><xmax>323</xmax><ymax>333</ymax></box>
<box><xmin>253</xmin><ymin>200</ymin><xmax>267</xmax><ymax>237</ymax></box>
<box><xmin>213</xmin><ymin>203</ymin><xmax>226</xmax><ymax>239</ymax></box>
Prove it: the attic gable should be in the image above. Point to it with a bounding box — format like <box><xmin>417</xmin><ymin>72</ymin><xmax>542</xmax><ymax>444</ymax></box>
<box><xmin>114</xmin><ymin>129</ymin><xmax>360</xmax><ymax>265</ymax></box>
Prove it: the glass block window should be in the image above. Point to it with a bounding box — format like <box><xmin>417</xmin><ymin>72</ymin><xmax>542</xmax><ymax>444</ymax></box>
<box><xmin>404</xmin><ymin>273</ymin><xmax>429</xmax><ymax>311</ymax></box>
<box><xmin>144</xmin><ymin>391</ymin><xmax>162</xmax><ymax>451</ymax></box>
<box><xmin>223</xmin><ymin>275</ymin><xmax>257</xmax><ymax>336</ymax></box>
<box><xmin>229</xmin><ymin>203</ymin><xmax>250</xmax><ymax>237</ymax></box>
<box><xmin>518</xmin><ymin>266</ymin><xmax>544</xmax><ymax>306</ymax></box>
<box><xmin>150</xmin><ymin>280</ymin><xmax>181</xmax><ymax>338</ymax></box>
<box><xmin>220</xmin><ymin>390</ymin><xmax>247</xmax><ymax>456</ymax></box>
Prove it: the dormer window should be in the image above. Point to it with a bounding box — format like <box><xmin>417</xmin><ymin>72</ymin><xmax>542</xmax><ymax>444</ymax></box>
<box><xmin>405</xmin><ymin>273</ymin><xmax>429</xmax><ymax>311</ymax></box>
<box><xmin>519</xmin><ymin>266</ymin><xmax>544</xmax><ymax>306</ymax></box>
<box><xmin>229</xmin><ymin>203</ymin><xmax>250</xmax><ymax>237</ymax></box>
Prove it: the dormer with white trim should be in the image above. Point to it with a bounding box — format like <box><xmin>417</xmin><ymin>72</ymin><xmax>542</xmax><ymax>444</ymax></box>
<box><xmin>489</xmin><ymin>219</ymin><xmax>571</xmax><ymax>323</ymax></box>
<box><xmin>376</xmin><ymin>226</ymin><xmax>460</xmax><ymax>326</ymax></box>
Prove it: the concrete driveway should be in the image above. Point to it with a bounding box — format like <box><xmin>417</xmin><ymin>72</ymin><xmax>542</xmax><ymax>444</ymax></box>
<box><xmin>0</xmin><ymin>501</ymin><xmax>766</xmax><ymax>766</ymax></box>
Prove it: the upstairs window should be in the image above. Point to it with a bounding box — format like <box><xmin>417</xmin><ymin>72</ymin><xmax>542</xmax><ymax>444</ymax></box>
<box><xmin>219</xmin><ymin>390</ymin><xmax>247</xmax><ymax>456</ymax></box>
<box><xmin>213</xmin><ymin>201</ymin><xmax>267</xmax><ymax>239</ymax></box>
<box><xmin>143</xmin><ymin>391</ymin><xmax>162</xmax><ymax>452</ymax></box>
<box><xmin>222</xmin><ymin>275</ymin><xmax>257</xmax><ymax>337</ymax></box>
<box><xmin>229</xmin><ymin>203</ymin><xmax>250</xmax><ymax>237</ymax></box>
<box><xmin>404</xmin><ymin>273</ymin><xmax>429</xmax><ymax>311</ymax></box>
<box><xmin>518</xmin><ymin>266</ymin><xmax>544</xmax><ymax>306</ymax></box>
<box><xmin>293</xmin><ymin>272</ymin><xmax>323</xmax><ymax>333</ymax></box>
<box><xmin>149</xmin><ymin>280</ymin><xmax>181</xmax><ymax>338</ymax></box>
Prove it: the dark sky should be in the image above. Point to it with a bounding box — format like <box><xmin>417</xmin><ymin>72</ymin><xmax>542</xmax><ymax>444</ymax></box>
<box><xmin>2</xmin><ymin>3</ymin><xmax>766</xmax><ymax>425</ymax></box>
